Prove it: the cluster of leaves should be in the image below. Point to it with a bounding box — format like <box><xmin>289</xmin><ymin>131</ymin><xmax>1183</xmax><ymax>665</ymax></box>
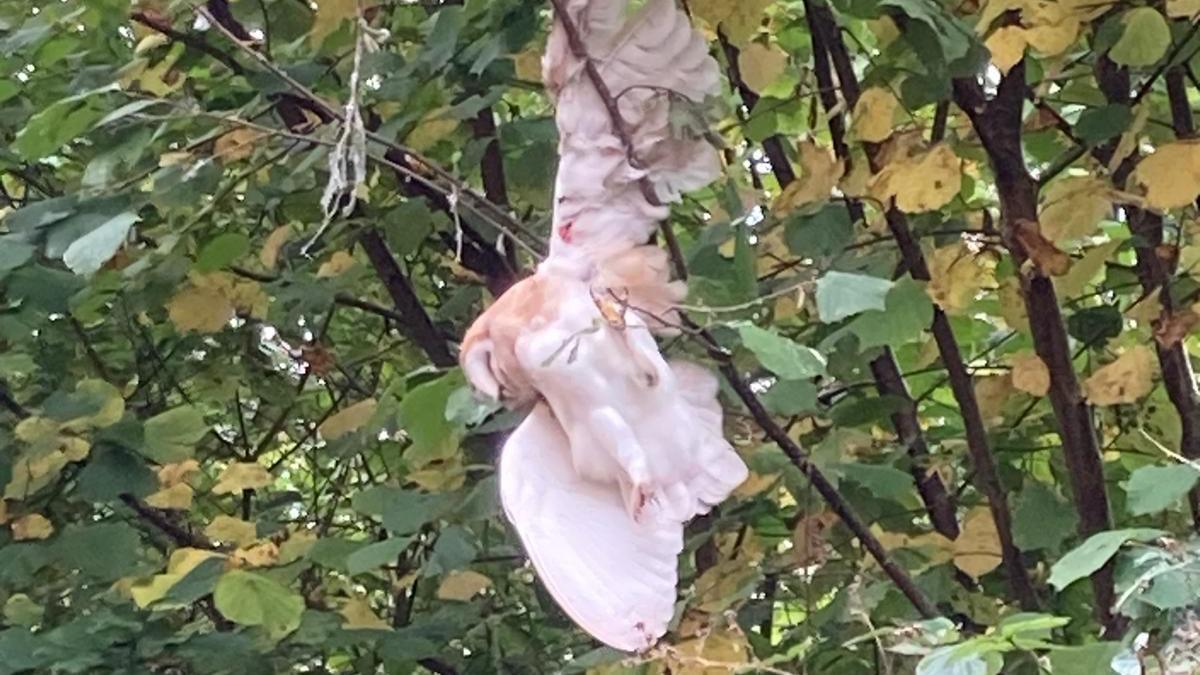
<box><xmin>4</xmin><ymin>0</ymin><xmax>1200</xmax><ymax>673</ymax></box>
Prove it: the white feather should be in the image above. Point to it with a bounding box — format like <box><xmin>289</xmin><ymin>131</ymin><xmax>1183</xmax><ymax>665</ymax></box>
<box><xmin>500</xmin><ymin>403</ymin><xmax>682</xmax><ymax>652</ymax></box>
<box><xmin>514</xmin><ymin>272</ymin><xmax>748</xmax><ymax>523</ymax></box>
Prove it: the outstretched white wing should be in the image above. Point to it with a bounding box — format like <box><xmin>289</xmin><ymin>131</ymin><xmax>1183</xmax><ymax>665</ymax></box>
<box><xmin>499</xmin><ymin>403</ymin><xmax>683</xmax><ymax>652</ymax></box>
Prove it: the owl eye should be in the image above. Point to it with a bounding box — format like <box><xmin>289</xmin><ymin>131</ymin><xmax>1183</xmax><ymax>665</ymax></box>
<box><xmin>557</xmin><ymin>221</ymin><xmax>575</xmax><ymax>243</ymax></box>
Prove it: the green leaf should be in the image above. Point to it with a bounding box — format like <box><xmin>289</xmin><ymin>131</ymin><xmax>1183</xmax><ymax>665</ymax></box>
<box><xmin>882</xmin><ymin>0</ymin><xmax>979</xmax><ymax>69</ymax></box>
<box><xmin>0</xmin><ymin>240</ymin><xmax>35</xmax><ymax>272</ymax></box>
<box><xmin>195</xmin><ymin>233</ymin><xmax>251</xmax><ymax>272</ymax></box>
<box><xmin>815</xmin><ymin>271</ymin><xmax>893</xmax><ymax>323</ymax></box>
<box><xmin>1047</xmin><ymin>643</ymin><xmax>1123</xmax><ymax>675</ymax></box>
<box><xmin>1110</xmin><ymin>8</ymin><xmax>1170</xmax><ymax>67</ymax></box>
<box><xmin>1075</xmin><ymin>104</ymin><xmax>1131</xmax><ymax>146</ymax></box>
<box><xmin>838</xmin><ymin>462</ymin><xmax>916</xmax><ymax>502</ymax></box>
<box><xmin>1012</xmin><ymin>482</ymin><xmax>1077</xmax><ymax>552</ymax></box>
<box><xmin>61</xmin><ymin>212</ymin><xmax>138</xmax><ymax>276</ymax></box>
<box><xmin>213</xmin><ymin>570</ymin><xmax>304</xmax><ymax>639</ymax></box>
<box><xmin>352</xmin><ymin>485</ymin><xmax>448</xmax><ymax>534</ymax></box>
<box><xmin>917</xmin><ymin>644</ymin><xmax>1002</xmax><ymax>675</ymax></box>
<box><xmin>142</xmin><ymin>406</ymin><xmax>208</xmax><ymax>463</ymax></box>
<box><xmin>1048</xmin><ymin>528</ymin><xmax>1166</xmax><ymax>590</ymax></box>
<box><xmin>761</xmin><ymin>379</ymin><xmax>818</xmax><ymax>416</ymax></box>
<box><xmin>3</xmin><ymin>595</ymin><xmax>43</xmax><ymax>627</ymax></box>
<box><xmin>346</xmin><ymin>536</ymin><xmax>413</xmax><ymax>576</ymax></box>
<box><xmin>784</xmin><ymin>203</ymin><xmax>853</xmax><ymax>258</ymax></box>
<box><xmin>14</xmin><ymin>97</ymin><xmax>105</xmax><ymax>161</ymax></box>
<box><xmin>737</xmin><ymin>324</ymin><xmax>827</xmax><ymax>379</ymax></box>
<box><xmin>53</xmin><ymin>523</ymin><xmax>142</xmax><ymax>581</ymax></box>
<box><xmin>995</xmin><ymin>612</ymin><xmax>1070</xmax><ymax>637</ymax></box>
<box><xmin>399</xmin><ymin>373</ymin><xmax>463</xmax><ymax>466</ymax></box>
<box><xmin>1124</xmin><ymin>463</ymin><xmax>1200</xmax><ymax>515</ymax></box>
<box><xmin>847</xmin><ymin>277</ymin><xmax>934</xmax><ymax>349</ymax></box>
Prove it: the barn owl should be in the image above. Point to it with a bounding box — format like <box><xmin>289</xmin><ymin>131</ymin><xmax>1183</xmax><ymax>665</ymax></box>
<box><xmin>458</xmin><ymin>0</ymin><xmax>741</xmax><ymax>653</ymax></box>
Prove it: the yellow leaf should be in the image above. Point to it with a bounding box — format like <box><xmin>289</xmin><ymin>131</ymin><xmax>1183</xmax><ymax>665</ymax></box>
<box><xmin>953</xmin><ymin>507</ymin><xmax>1003</xmax><ymax>578</ymax></box>
<box><xmin>694</xmin><ymin>557</ymin><xmax>760</xmax><ymax>613</ymax></box>
<box><xmin>874</xmin><ymin>527</ymin><xmax>954</xmax><ymax>568</ymax></box>
<box><xmin>1109</xmin><ymin>101</ymin><xmax>1152</xmax><ymax>174</ymax></box>
<box><xmin>772</xmin><ymin>141</ymin><xmax>843</xmax><ymax>215</ymax></box>
<box><xmin>233</xmin><ymin>541</ymin><xmax>280</xmax><ymax>568</ymax></box>
<box><xmin>926</xmin><ymin>241</ymin><xmax>993</xmax><ymax>313</ymax></box>
<box><xmin>670</xmin><ymin>627</ymin><xmax>751</xmax><ymax>674</ymax></box>
<box><xmin>167</xmin><ymin>285</ymin><xmax>233</xmax><ymax>333</ymax></box>
<box><xmin>986</xmin><ymin>26</ymin><xmax>1027</xmax><ymax>75</ymax></box>
<box><xmin>204</xmin><ymin>515</ymin><xmax>258</xmax><ymax>546</ymax></box>
<box><xmin>0</xmin><ymin>501</ymin><xmax>8</xmax><ymax>525</ymax></box>
<box><xmin>129</xmin><ymin>547</ymin><xmax>226</xmax><ymax>609</ymax></box>
<box><xmin>168</xmin><ymin>548</ymin><xmax>225</xmax><ymax>576</ymax></box>
<box><xmin>212</xmin><ymin>462</ymin><xmax>273</xmax><ymax>495</ymax></box>
<box><xmin>406</xmin><ymin>108</ymin><xmax>458</xmax><ymax>153</ymax></box>
<box><xmin>738</xmin><ymin>42</ymin><xmax>788</xmax><ymax>92</ymax></box>
<box><xmin>512</xmin><ymin>47</ymin><xmax>543</xmax><ymax>82</ymax></box>
<box><xmin>11</xmin><ymin>514</ymin><xmax>53</xmax><ymax>541</ymax></box>
<box><xmin>130</xmin><ymin>574</ymin><xmax>183</xmax><ymax>609</ymax></box>
<box><xmin>867</xmin><ymin>16</ymin><xmax>901</xmax><ymax>46</ymax></box>
<box><xmin>1024</xmin><ymin>17</ymin><xmax>1080</xmax><ymax>56</ymax></box>
<box><xmin>260</xmin><ymin>225</ymin><xmax>291</xmax><ymax>269</ymax></box>
<box><xmin>1083</xmin><ymin>345</ymin><xmax>1156</xmax><ymax>406</ymax></box>
<box><xmin>159</xmin><ymin>151</ymin><xmax>191</xmax><ymax>167</ymax></box>
<box><xmin>213</xmin><ymin>128</ymin><xmax>263</xmax><ymax>163</ymax></box>
<box><xmin>1054</xmin><ymin>239</ymin><xmax>1122</xmax><ymax>299</ymax></box>
<box><xmin>407</xmin><ymin>459</ymin><xmax>466</xmax><ymax>492</ymax></box>
<box><xmin>317</xmin><ymin>250</ymin><xmax>356</xmax><ymax>278</ymax></box>
<box><xmin>870</xmin><ymin>143</ymin><xmax>962</xmax><ymax>213</ymax></box>
<box><xmin>1010</xmin><ymin>352</ymin><xmax>1050</xmax><ymax>397</ymax></box>
<box><xmin>309</xmin><ymin>0</ymin><xmax>357</xmax><ymax>46</ymax></box>
<box><xmin>278</xmin><ymin>530</ymin><xmax>318</xmax><ymax>565</ymax></box>
<box><xmin>733</xmin><ymin>470</ymin><xmax>778</xmax><ymax>499</ymax></box>
<box><xmin>689</xmin><ymin>0</ymin><xmax>773</xmax><ymax>45</ymax></box>
<box><xmin>319</xmin><ymin>398</ymin><xmax>377</xmax><ymax>440</ymax></box>
<box><xmin>1132</xmin><ymin>140</ymin><xmax>1200</xmax><ymax>210</ymax></box>
<box><xmin>145</xmin><ymin>483</ymin><xmax>194</xmax><ymax>510</ymax></box>
<box><xmin>1168</xmin><ymin>0</ymin><xmax>1200</xmax><ymax>18</ymax></box>
<box><xmin>852</xmin><ymin>87</ymin><xmax>901</xmax><ymax>143</ymax></box>
<box><xmin>974</xmin><ymin>374</ymin><xmax>1014</xmax><ymax>427</ymax></box>
<box><xmin>60</xmin><ymin>437</ymin><xmax>91</xmax><ymax>462</ymax></box>
<box><xmin>436</xmin><ymin>570</ymin><xmax>493</xmax><ymax>601</ymax></box>
<box><xmin>157</xmin><ymin>459</ymin><xmax>201</xmax><ymax>488</ymax></box>
<box><xmin>1040</xmin><ymin>175</ymin><xmax>1113</xmax><ymax>243</ymax></box>
<box><xmin>840</xmin><ymin>156</ymin><xmax>873</xmax><ymax>197</ymax></box>
<box><xmin>339</xmin><ymin>597</ymin><xmax>390</xmax><ymax>630</ymax></box>
<box><xmin>1128</xmin><ymin>287</ymin><xmax>1164</xmax><ymax>325</ymax></box>
<box><xmin>15</xmin><ymin>416</ymin><xmax>59</xmax><ymax>444</ymax></box>
<box><xmin>998</xmin><ymin>277</ymin><xmax>1030</xmax><ymax>333</ymax></box>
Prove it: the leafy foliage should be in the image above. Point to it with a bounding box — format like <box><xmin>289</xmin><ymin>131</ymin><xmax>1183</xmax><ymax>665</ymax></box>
<box><xmin>3</xmin><ymin>0</ymin><xmax>1200</xmax><ymax>673</ymax></box>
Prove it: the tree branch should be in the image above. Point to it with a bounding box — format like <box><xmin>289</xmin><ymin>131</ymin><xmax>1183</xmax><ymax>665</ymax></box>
<box><xmin>805</xmin><ymin>0</ymin><xmax>1038</xmax><ymax>610</ymax></box>
<box><xmin>131</xmin><ymin>10</ymin><xmax>247</xmax><ymax>75</ymax></box>
<box><xmin>951</xmin><ymin>58</ymin><xmax>1118</xmax><ymax>634</ymax></box>
<box><xmin>716</xmin><ymin>32</ymin><xmax>796</xmax><ymax>187</ymax></box>
<box><xmin>1097</xmin><ymin>54</ymin><xmax>1200</xmax><ymax>534</ymax></box>
<box><xmin>802</xmin><ymin>6</ymin><xmax>960</xmax><ymax>544</ymax></box>
<box><xmin>359</xmin><ymin>229</ymin><xmax>457</xmax><ymax>368</ymax></box>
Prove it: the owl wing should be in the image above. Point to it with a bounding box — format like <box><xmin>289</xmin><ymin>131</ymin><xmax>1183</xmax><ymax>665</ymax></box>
<box><xmin>499</xmin><ymin>403</ymin><xmax>683</xmax><ymax>652</ymax></box>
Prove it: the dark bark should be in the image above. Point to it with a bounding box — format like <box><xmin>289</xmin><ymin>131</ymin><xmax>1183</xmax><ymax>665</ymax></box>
<box><xmin>953</xmin><ymin>62</ymin><xmax>1118</xmax><ymax>633</ymax></box>
<box><xmin>716</xmin><ymin>32</ymin><xmax>796</xmax><ymax>187</ymax></box>
<box><xmin>803</xmin><ymin>0</ymin><xmax>1038</xmax><ymax>610</ymax></box>
<box><xmin>1097</xmin><ymin>58</ymin><xmax>1200</xmax><ymax>533</ymax></box>
<box><xmin>359</xmin><ymin>229</ymin><xmax>457</xmax><ymax>368</ymax></box>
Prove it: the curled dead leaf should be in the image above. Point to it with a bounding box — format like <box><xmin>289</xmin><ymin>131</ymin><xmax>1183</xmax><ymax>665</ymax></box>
<box><xmin>1013</xmin><ymin>219</ymin><xmax>1071</xmax><ymax>276</ymax></box>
